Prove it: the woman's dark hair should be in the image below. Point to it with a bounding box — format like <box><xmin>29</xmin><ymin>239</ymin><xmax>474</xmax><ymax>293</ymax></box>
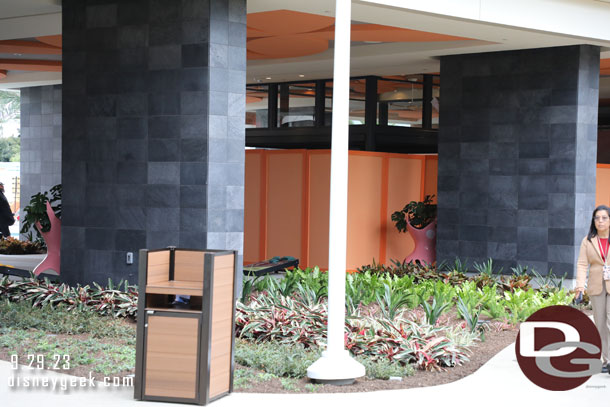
<box><xmin>587</xmin><ymin>205</ymin><xmax>610</xmax><ymax>241</ymax></box>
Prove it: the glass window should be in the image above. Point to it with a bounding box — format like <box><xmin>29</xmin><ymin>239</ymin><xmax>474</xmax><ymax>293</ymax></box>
<box><xmin>378</xmin><ymin>75</ymin><xmax>424</xmax><ymax>128</ymax></box>
<box><xmin>278</xmin><ymin>83</ymin><xmax>316</xmax><ymax>127</ymax></box>
<box><xmin>324</xmin><ymin>79</ymin><xmax>367</xmax><ymax>126</ymax></box>
<box><xmin>245</xmin><ymin>84</ymin><xmax>269</xmax><ymax>128</ymax></box>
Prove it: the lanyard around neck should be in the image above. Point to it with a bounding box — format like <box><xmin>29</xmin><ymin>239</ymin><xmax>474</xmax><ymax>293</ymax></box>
<box><xmin>598</xmin><ymin>237</ymin><xmax>609</xmax><ymax>264</ymax></box>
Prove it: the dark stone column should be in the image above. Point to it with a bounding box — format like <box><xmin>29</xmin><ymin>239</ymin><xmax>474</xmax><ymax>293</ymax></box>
<box><xmin>20</xmin><ymin>85</ymin><xmax>62</xmax><ymax>236</ymax></box>
<box><xmin>62</xmin><ymin>0</ymin><xmax>246</xmax><ymax>284</ymax></box>
<box><xmin>438</xmin><ymin>45</ymin><xmax>599</xmax><ymax>277</ymax></box>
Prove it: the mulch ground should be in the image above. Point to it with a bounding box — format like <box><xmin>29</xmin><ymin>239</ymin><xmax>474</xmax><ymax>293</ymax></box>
<box><xmin>235</xmin><ymin>325</ymin><xmax>519</xmax><ymax>393</ymax></box>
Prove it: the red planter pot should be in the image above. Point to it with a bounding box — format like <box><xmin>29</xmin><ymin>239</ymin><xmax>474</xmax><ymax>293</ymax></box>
<box><xmin>405</xmin><ymin>220</ymin><xmax>436</xmax><ymax>265</ymax></box>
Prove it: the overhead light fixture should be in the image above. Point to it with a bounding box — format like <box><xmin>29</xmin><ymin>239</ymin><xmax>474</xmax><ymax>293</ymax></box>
<box><xmin>265</xmin><ymin>77</ymin><xmax>272</xmax><ymax>80</ymax></box>
<box><xmin>299</xmin><ymin>74</ymin><xmax>305</xmax><ymax>78</ymax></box>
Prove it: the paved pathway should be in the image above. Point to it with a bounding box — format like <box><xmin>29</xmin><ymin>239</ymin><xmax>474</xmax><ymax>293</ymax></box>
<box><xmin>1</xmin><ymin>341</ymin><xmax>608</xmax><ymax>407</ymax></box>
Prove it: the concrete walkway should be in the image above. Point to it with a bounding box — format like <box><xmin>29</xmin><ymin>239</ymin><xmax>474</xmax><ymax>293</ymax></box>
<box><xmin>1</xmin><ymin>342</ymin><xmax>608</xmax><ymax>407</ymax></box>
<box><xmin>0</xmin><ymin>254</ymin><xmax>45</xmax><ymax>272</ymax></box>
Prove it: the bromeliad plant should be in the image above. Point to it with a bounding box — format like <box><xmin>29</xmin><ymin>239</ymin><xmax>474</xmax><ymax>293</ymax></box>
<box><xmin>0</xmin><ymin>275</ymin><xmax>138</xmax><ymax>318</ymax></box>
<box><xmin>236</xmin><ymin>291</ymin><xmax>471</xmax><ymax>371</ymax></box>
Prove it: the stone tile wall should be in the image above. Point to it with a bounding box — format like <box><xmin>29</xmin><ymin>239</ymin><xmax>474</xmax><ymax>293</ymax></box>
<box><xmin>62</xmin><ymin>0</ymin><xmax>246</xmax><ymax>284</ymax></box>
<box><xmin>438</xmin><ymin>45</ymin><xmax>600</xmax><ymax>277</ymax></box>
<box><xmin>20</xmin><ymin>85</ymin><xmax>62</xmax><ymax>236</ymax></box>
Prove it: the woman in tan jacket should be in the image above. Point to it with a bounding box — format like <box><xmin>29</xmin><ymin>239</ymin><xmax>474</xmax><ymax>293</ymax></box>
<box><xmin>576</xmin><ymin>204</ymin><xmax>610</xmax><ymax>373</ymax></box>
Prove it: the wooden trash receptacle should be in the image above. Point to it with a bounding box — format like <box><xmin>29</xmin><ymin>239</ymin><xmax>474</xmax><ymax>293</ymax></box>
<box><xmin>134</xmin><ymin>247</ymin><xmax>238</xmax><ymax>405</ymax></box>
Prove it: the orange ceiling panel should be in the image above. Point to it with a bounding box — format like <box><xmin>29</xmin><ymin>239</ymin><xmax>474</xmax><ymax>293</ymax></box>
<box><xmin>0</xmin><ymin>70</ymin><xmax>6</xmax><ymax>79</ymax></box>
<box><xmin>245</xmin><ymin>10</ymin><xmax>475</xmax><ymax>60</ymax></box>
<box><xmin>248</xmin><ymin>35</ymin><xmax>329</xmax><ymax>59</ymax></box>
<box><xmin>36</xmin><ymin>35</ymin><xmax>62</xmax><ymax>48</ymax></box>
<box><xmin>0</xmin><ymin>40</ymin><xmax>61</xmax><ymax>55</ymax></box>
<box><xmin>311</xmin><ymin>24</ymin><xmax>472</xmax><ymax>42</ymax></box>
<box><xmin>0</xmin><ymin>59</ymin><xmax>61</xmax><ymax>72</ymax></box>
<box><xmin>246</xmin><ymin>95</ymin><xmax>262</xmax><ymax>103</ymax></box>
<box><xmin>247</xmin><ymin>26</ymin><xmax>273</xmax><ymax>39</ymax></box>
<box><xmin>248</xmin><ymin>10</ymin><xmax>335</xmax><ymax>36</ymax></box>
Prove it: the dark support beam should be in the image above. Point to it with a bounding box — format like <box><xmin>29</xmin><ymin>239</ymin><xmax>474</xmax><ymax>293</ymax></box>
<box><xmin>279</xmin><ymin>83</ymin><xmax>289</xmax><ymax>127</ymax></box>
<box><xmin>364</xmin><ymin>76</ymin><xmax>377</xmax><ymax>151</ymax></box>
<box><xmin>379</xmin><ymin>102</ymin><xmax>388</xmax><ymax>126</ymax></box>
<box><xmin>268</xmin><ymin>84</ymin><xmax>278</xmax><ymax>128</ymax></box>
<box><xmin>422</xmin><ymin>74</ymin><xmax>433</xmax><ymax>129</ymax></box>
<box><xmin>315</xmin><ymin>80</ymin><xmax>325</xmax><ymax>127</ymax></box>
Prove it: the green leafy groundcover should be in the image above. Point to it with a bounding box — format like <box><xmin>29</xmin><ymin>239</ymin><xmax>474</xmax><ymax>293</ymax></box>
<box><xmin>0</xmin><ymin>258</ymin><xmax>577</xmax><ymax>377</ymax></box>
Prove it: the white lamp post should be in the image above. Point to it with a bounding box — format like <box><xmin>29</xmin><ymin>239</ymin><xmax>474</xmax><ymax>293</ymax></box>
<box><xmin>306</xmin><ymin>0</ymin><xmax>365</xmax><ymax>384</ymax></box>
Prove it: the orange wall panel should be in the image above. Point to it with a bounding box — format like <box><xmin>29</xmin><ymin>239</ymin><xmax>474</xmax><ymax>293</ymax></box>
<box><xmin>424</xmin><ymin>156</ymin><xmax>438</xmax><ymax>203</ymax></box>
<box><xmin>243</xmin><ymin>152</ymin><xmax>262</xmax><ymax>263</ymax></box>
<box><xmin>346</xmin><ymin>153</ymin><xmax>383</xmax><ymax>270</ymax></box>
<box><xmin>385</xmin><ymin>156</ymin><xmax>423</xmax><ymax>264</ymax></box>
<box><xmin>266</xmin><ymin>152</ymin><xmax>304</xmax><ymax>260</ymax></box>
<box><xmin>308</xmin><ymin>152</ymin><xmax>331</xmax><ymax>269</ymax></box>
<box><xmin>597</xmin><ymin>165</ymin><xmax>610</xmax><ymax>207</ymax></box>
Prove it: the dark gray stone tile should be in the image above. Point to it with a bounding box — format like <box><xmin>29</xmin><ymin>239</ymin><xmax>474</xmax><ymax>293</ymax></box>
<box><xmin>146</xmin><ymin>208</ymin><xmax>180</xmax><ymax>231</ymax></box>
<box><xmin>181</xmin><ymin>115</ymin><xmax>208</xmax><ymax>138</ymax></box>
<box><xmin>118</xmin><ymin>207</ymin><xmax>147</xmax><ymax>230</ymax></box>
<box><xmin>517</xmin><ymin>227</ymin><xmax>549</xmax><ymax>261</ymax></box>
<box><xmin>148</xmin><ymin>139</ymin><xmax>180</xmax><ymax>161</ymax></box>
<box><xmin>118</xmin><ymin>117</ymin><xmax>148</xmax><ymax>139</ymax></box>
<box><xmin>118</xmin><ymin>48</ymin><xmax>148</xmax><ymax>72</ymax></box>
<box><xmin>117</xmin><ymin>162</ymin><xmax>148</xmax><ymax>184</ymax></box>
<box><xmin>86</xmin><ymin>4</ymin><xmax>117</xmax><ymax>28</ymax></box>
<box><xmin>149</xmin><ymin>22</ymin><xmax>182</xmax><ymax>45</ymax></box>
<box><xmin>179</xmin><ymin>232</ymin><xmax>207</xmax><ymax>248</ymax></box>
<box><xmin>182</xmin><ymin>20</ymin><xmax>210</xmax><ymax>44</ymax></box>
<box><xmin>148</xmin><ymin>93</ymin><xmax>181</xmax><ymax>115</ymax></box>
<box><xmin>118</xmin><ymin>25</ymin><xmax>148</xmax><ymax>48</ymax></box>
<box><xmin>147</xmin><ymin>231</ymin><xmax>179</xmax><ymax>249</ymax></box>
<box><xmin>487</xmin><ymin>242</ymin><xmax>517</xmax><ymax>260</ymax></box>
<box><xmin>180</xmin><ymin>208</ymin><xmax>207</xmax><ymax>231</ymax></box>
<box><xmin>182</xmin><ymin>0</ymin><xmax>210</xmax><ymax>20</ymax></box>
<box><xmin>518</xmin><ymin>159</ymin><xmax>548</xmax><ymax>175</ymax></box>
<box><xmin>181</xmin><ymin>68</ymin><xmax>209</xmax><ymax>91</ymax></box>
<box><xmin>118</xmin><ymin>1</ymin><xmax>149</xmax><ymax>25</ymax></box>
<box><xmin>180</xmin><ymin>138</ymin><xmax>207</xmax><ymax>161</ymax></box>
<box><xmin>459</xmin><ymin>241</ymin><xmax>487</xmax><ymax>258</ymax></box>
<box><xmin>458</xmin><ymin>225</ymin><xmax>488</xmax><ymax>241</ymax></box>
<box><xmin>180</xmin><ymin>185</ymin><xmax>207</xmax><ymax>208</ymax></box>
<box><xmin>181</xmin><ymin>162</ymin><xmax>207</xmax><ymax>185</ymax></box>
<box><xmin>149</xmin><ymin>45</ymin><xmax>181</xmax><ymax>70</ymax></box>
<box><xmin>181</xmin><ymin>91</ymin><xmax>208</xmax><ymax>115</ymax></box>
<box><xmin>488</xmin><ymin>226</ymin><xmax>517</xmax><ymax>243</ymax></box>
<box><xmin>518</xmin><ymin>210</ymin><xmax>548</xmax><ymax>227</ymax></box>
<box><xmin>148</xmin><ymin>162</ymin><xmax>180</xmax><ymax>184</ymax></box>
<box><xmin>84</xmin><ymin>206</ymin><xmax>117</xmax><ymax>228</ymax></box>
<box><xmin>146</xmin><ymin>184</ymin><xmax>180</xmax><ymax>207</ymax></box>
<box><xmin>182</xmin><ymin>44</ymin><xmax>209</xmax><ymax>68</ymax></box>
<box><xmin>149</xmin><ymin>116</ymin><xmax>181</xmax><ymax>138</ymax></box>
<box><xmin>150</xmin><ymin>0</ymin><xmax>180</xmax><ymax>23</ymax></box>
<box><xmin>86</xmin><ymin>228</ymin><xmax>116</xmax><ymax>250</ymax></box>
<box><xmin>117</xmin><ymin>93</ymin><xmax>148</xmax><ymax>116</ymax></box>
<box><xmin>519</xmin><ymin>143</ymin><xmax>549</xmax><ymax>159</ymax></box>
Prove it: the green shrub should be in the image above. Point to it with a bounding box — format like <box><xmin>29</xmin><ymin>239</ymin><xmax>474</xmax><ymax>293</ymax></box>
<box><xmin>235</xmin><ymin>340</ymin><xmax>414</xmax><ymax>380</ymax></box>
<box><xmin>0</xmin><ymin>300</ymin><xmax>135</xmax><ymax>338</ymax></box>
<box><xmin>235</xmin><ymin>340</ymin><xmax>319</xmax><ymax>378</ymax></box>
<box><xmin>354</xmin><ymin>355</ymin><xmax>414</xmax><ymax>379</ymax></box>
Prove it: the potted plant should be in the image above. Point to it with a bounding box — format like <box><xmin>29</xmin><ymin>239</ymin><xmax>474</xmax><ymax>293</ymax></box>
<box><xmin>20</xmin><ymin>184</ymin><xmax>61</xmax><ymax>275</ymax></box>
<box><xmin>391</xmin><ymin>194</ymin><xmax>437</xmax><ymax>264</ymax></box>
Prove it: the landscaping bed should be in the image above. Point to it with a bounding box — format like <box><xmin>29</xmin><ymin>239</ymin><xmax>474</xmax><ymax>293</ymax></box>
<box><xmin>0</xmin><ymin>258</ymin><xmax>586</xmax><ymax>393</ymax></box>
